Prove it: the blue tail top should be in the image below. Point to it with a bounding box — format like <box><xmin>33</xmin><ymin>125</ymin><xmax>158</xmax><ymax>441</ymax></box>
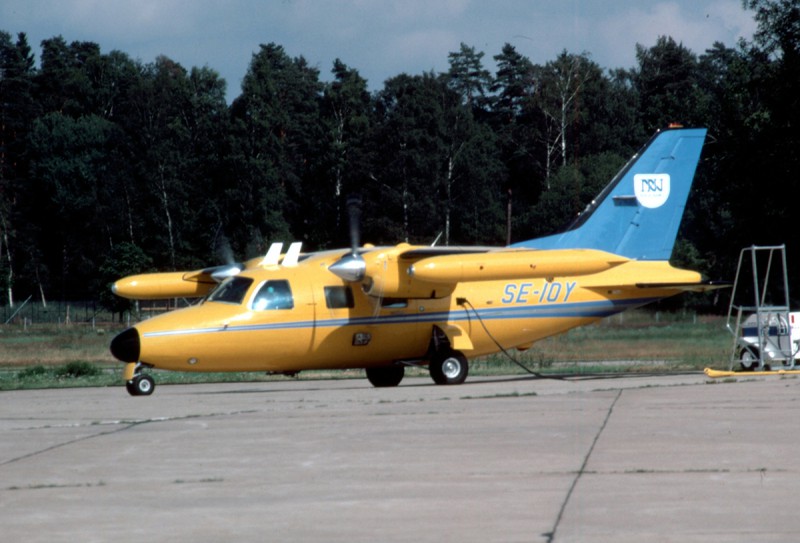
<box><xmin>512</xmin><ymin>127</ymin><xmax>707</xmax><ymax>261</ymax></box>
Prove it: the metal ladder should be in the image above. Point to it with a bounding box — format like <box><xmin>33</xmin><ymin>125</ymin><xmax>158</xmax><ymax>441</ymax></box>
<box><xmin>725</xmin><ymin>245</ymin><xmax>796</xmax><ymax>370</ymax></box>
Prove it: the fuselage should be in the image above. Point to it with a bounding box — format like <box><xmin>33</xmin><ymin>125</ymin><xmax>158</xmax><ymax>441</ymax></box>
<box><xmin>113</xmin><ymin>246</ymin><xmax>699</xmax><ymax>374</ymax></box>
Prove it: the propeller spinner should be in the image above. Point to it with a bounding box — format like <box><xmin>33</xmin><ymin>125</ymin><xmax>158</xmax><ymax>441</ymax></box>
<box><xmin>328</xmin><ymin>196</ymin><xmax>367</xmax><ymax>282</ymax></box>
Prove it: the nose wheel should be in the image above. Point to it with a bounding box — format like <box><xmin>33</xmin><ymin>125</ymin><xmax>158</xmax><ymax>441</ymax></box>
<box><xmin>125</xmin><ymin>363</ymin><xmax>156</xmax><ymax>396</ymax></box>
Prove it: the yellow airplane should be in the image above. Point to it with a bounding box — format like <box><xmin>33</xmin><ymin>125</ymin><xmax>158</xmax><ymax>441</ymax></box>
<box><xmin>111</xmin><ymin>126</ymin><xmax>717</xmax><ymax>396</ymax></box>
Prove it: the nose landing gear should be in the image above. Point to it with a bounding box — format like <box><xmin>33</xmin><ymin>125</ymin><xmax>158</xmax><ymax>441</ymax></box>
<box><xmin>124</xmin><ymin>362</ymin><xmax>156</xmax><ymax>396</ymax></box>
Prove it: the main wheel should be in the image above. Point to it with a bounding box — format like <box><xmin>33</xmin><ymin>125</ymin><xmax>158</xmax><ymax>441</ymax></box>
<box><xmin>429</xmin><ymin>350</ymin><xmax>468</xmax><ymax>385</ymax></box>
<box><xmin>127</xmin><ymin>374</ymin><xmax>155</xmax><ymax>396</ymax></box>
<box><xmin>366</xmin><ymin>366</ymin><xmax>405</xmax><ymax>387</ymax></box>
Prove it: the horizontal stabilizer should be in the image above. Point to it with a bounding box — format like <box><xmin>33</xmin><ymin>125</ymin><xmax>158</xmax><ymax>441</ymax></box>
<box><xmin>635</xmin><ymin>280</ymin><xmax>731</xmax><ymax>292</ymax></box>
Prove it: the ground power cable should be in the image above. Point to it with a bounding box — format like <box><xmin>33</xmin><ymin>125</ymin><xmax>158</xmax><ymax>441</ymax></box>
<box><xmin>457</xmin><ymin>298</ymin><xmax>705</xmax><ymax>382</ymax></box>
<box><xmin>457</xmin><ymin>298</ymin><xmax>567</xmax><ymax>381</ymax></box>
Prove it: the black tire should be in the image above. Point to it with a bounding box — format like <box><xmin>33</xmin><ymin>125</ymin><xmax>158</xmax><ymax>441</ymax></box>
<box><xmin>128</xmin><ymin>374</ymin><xmax>155</xmax><ymax>396</ymax></box>
<box><xmin>125</xmin><ymin>380</ymin><xmax>139</xmax><ymax>396</ymax></box>
<box><xmin>365</xmin><ymin>366</ymin><xmax>405</xmax><ymax>387</ymax></box>
<box><xmin>429</xmin><ymin>350</ymin><xmax>468</xmax><ymax>385</ymax></box>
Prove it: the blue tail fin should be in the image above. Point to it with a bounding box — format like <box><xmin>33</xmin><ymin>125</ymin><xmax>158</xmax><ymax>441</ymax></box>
<box><xmin>512</xmin><ymin>127</ymin><xmax>707</xmax><ymax>261</ymax></box>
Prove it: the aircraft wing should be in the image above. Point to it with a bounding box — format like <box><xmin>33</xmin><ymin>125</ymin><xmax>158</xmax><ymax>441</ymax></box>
<box><xmin>111</xmin><ymin>264</ymin><xmax>243</xmax><ymax>300</ymax></box>
<box><xmin>406</xmin><ymin>248</ymin><xmax>629</xmax><ymax>283</ymax></box>
<box><xmin>111</xmin><ymin>242</ymin><xmax>305</xmax><ymax>300</ymax></box>
<box><xmin>346</xmin><ymin>245</ymin><xmax>725</xmax><ymax>299</ymax></box>
<box><xmin>336</xmin><ymin>246</ymin><xmax>629</xmax><ymax>298</ymax></box>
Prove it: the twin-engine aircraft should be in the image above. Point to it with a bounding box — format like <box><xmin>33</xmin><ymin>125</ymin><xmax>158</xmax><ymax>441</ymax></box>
<box><xmin>111</xmin><ymin>126</ymin><xmax>717</xmax><ymax>396</ymax></box>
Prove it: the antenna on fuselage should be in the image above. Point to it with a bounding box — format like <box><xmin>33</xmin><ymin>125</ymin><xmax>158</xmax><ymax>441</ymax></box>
<box><xmin>282</xmin><ymin>242</ymin><xmax>302</xmax><ymax>267</ymax></box>
<box><xmin>260</xmin><ymin>242</ymin><xmax>284</xmax><ymax>267</ymax></box>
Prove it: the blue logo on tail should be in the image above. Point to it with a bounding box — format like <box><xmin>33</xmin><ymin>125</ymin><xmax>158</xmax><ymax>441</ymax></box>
<box><xmin>634</xmin><ymin>173</ymin><xmax>670</xmax><ymax>208</ymax></box>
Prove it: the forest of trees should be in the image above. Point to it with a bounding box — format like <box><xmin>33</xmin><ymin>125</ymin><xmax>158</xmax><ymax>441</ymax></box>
<box><xmin>1</xmin><ymin>0</ymin><xmax>798</xmax><ymax>311</ymax></box>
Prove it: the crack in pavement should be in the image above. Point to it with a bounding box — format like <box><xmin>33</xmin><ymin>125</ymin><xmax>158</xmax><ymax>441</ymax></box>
<box><xmin>0</xmin><ymin>410</ymin><xmax>258</xmax><ymax>467</ymax></box>
<box><xmin>544</xmin><ymin>388</ymin><xmax>623</xmax><ymax>543</ymax></box>
<box><xmin>0</xmin><ymin>422</ymin><xmax>139</xmax><ymax>468</ymax></box>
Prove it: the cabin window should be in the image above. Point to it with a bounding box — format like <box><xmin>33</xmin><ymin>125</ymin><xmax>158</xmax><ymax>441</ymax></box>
<box><xmin>252</xmin><ymin>280</ymin><xmax>294</xmax><ymax>310</ymax></box>
<box><xmin>207</xmin><ymin>277</ymin><xmax>254</xmax><ymax>305</ymax></box>
<box><xmin>324</xmin><ymin>286</ymin><xmax>354</xmax><ymax>309</ymax></box>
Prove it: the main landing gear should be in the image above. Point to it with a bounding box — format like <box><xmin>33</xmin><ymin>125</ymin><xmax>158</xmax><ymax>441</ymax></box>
<box><xmin>124</xmin><ymin>362</ymin><xmax>156</xmax><ymax>396</ymax></box>
<box><xmin>364</xmin><ymin>348</ymin><xmax>469</xmax><ymax>388</ymax></box>
<box><xmin>365</xmin><ymin>327</ymin><xmax>470</xmax><ymax>388</ymax></box>
<box><xmin>427</xmin><ymin>325</ymin><xmax>469</xmax><ymax>385</ymax></box>
<box><xmin>429</xmin><ymin>349</ymin><xmax>469</xmax><ymax>385</ymax></box>
<box><xmin>366</xmin><ymin>365</ymin><xmax>405</xmax><ymax>387</ymax></box>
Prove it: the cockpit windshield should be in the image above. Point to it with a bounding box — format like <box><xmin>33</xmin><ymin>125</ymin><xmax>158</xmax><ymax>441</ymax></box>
<box><xmin>206</xmin><ymin>277</ymin><xmax>254</xmax><ymax>305</ymax></box>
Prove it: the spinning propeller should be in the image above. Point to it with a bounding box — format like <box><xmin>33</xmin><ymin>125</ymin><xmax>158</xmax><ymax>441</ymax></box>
<box><xmin>204</xmin><ymin>235</ymin><xmax>244</xmax><ymax>282</ymax></box>
<box><xmin>328</xmin><ymin>196</ymin><xmax>367</xmax><ymax>282</ymax></box>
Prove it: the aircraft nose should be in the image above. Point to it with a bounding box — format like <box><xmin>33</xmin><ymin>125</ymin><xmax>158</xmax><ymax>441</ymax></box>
<box><xmin>110</xmin><ymin>327</ymin><xmax>141</xmax><ymax>362</ymax></box>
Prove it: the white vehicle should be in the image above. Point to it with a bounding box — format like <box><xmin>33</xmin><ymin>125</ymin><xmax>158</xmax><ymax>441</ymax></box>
<box><xmin>735</xmin><ymin>311</ymin><xmax>800</xmax><ymax>370</ymax></box>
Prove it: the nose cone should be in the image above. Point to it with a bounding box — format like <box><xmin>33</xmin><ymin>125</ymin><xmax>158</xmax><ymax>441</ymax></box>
<box><xmin>110</xmin><ymin>327</ymin><xmax>141</xmax><ymax>362</ymax></box>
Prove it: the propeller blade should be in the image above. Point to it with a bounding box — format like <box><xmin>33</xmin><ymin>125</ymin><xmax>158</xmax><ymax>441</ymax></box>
<box><xmin>347</xmin><ymin>195</ymin><xmax>362</xmax><ymax>255</ymax></box>
<box><xmin>215</xmin><ymin>235</ymin><xmax>236</xmax><ymax>266</ymax></box>
<box><xmin>329</xmin><ymin>195</ymin><xmax>366</xmax><ymax>282</ymax></box>
<box><xmin>204</xmin><ymin>264</ymin><xmax>244</xmax><ymax>282</ymax></box>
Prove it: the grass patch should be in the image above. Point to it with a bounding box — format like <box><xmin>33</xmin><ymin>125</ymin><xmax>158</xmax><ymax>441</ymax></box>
<box><xmin>2</xmin><ymin>361</ymin><xmax>112</xmax><ymax>391</ymax></box>
<box><xmin>0</xmin><ymin>325</ymin><xmax>111</xmax><ymax>366</ymax></box>
<box><xmin>54</xmin><ymin>361</ymin><xmax>103</xmax><ymax>378</ymax></box>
